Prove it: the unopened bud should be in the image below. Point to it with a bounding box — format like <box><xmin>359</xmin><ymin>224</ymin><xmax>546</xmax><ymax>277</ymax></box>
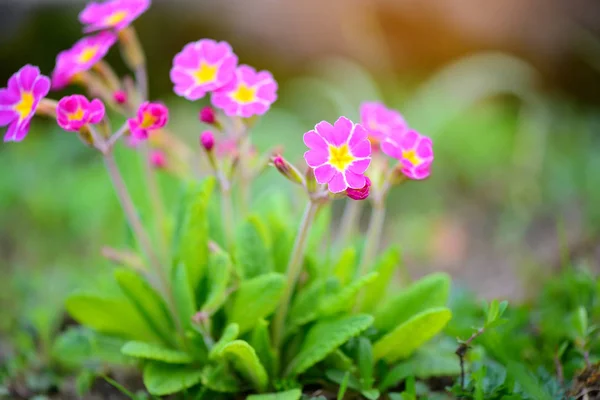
<box><xmin>199</xmin><ymin>106</ymin><xmax>216</xmax><ymax>124</ymax></box>
<box><xmin>149</xmin><ymin>150</ymin><xmax>166</xmax><ymax>169</ymax></box>
<box><xmin>200</xmin><ymin>130</ymin><xmax>215</xmax><ymax>152</ymax></box>
<box><xmin>345</xmin><ymin>177</ymin><xmax>371</xmax><ymax>201</ymax></box>
<box><xmin>192</xmin><ymin>311</ymin><xmax>209</xmax><ymax>325</ymax></box>
<box><xmin>271</xmin><ymin>155</ymin><xmax>304</xmax><ymax>186</ymax></box>
<box><xmin>113</xmin><ymin>90</ymin><xmax>127</xmax><ymax>105</ymax></box>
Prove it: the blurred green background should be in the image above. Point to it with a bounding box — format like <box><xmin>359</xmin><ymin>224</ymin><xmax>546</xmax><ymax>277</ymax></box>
<box><xmin>1</xmin><ymin>0</ymin><xmax>600</xmax><ymax>342</ymax></box>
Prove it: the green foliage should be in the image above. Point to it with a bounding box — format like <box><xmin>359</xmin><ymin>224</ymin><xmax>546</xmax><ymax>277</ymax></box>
<box><xmin>209</xmin><ymin>323</ymin><xmax>240</xmax><ymax>360</ymax></box>
<box><xmin>247</xmin><ymin>389</ymin><xmax>302</xmax><ymax>400</ymax></box>
<box><xmin>221</xmin><ymin>340</ymin><xmax>269</xmax><ymax>391</ymax></box>
<box><xmin>171</xmin><ymin>262</ymin><xmax>196</xmax><ymax>331</ymax></box>
<box><xmin>142</xmin><ymin>361</ymin><xmax>203</xmax><ymax>396</ymax></box>
<box><xmin>318</xmin><ymin>272</ymin><xmax>378</xmax><ymax>316</ymax></box>
<box><xmin>121</xmin><ymin>341</ymin><xmax>193</xmax><ymax>363</ymax></box>
<box><xmin>236</xmin><ymin>215</ymin><xmax>275</xmax><ymax>278</ymax></box>
<box><xmin>359</xmin><ymin>247</ymin><xmax>401</xmax><ymax>313</ymax></box>
<box><xmin>200</xmin><ymin>250</ymin><xmax>233</xmax><ymax>314</ymax></box>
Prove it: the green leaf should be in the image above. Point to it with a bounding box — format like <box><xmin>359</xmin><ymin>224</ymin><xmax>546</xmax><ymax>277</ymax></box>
<box><xmin>235</xmin><ymin>215</ymin><xmax>274</xmax><ymax>278</ymax></box>
<box><xmin>361</xmin><ymin>389</ymin><xmax>380</xmax><ymax>400</ymax></box>
<box><xmin>337</xmin><ymin>372</ymin><xmax>350</xmax><ymax>400</ymax></box>
<box><xmin>374</xmin><ymin>273</ymin><xmax>450</xmax><ymax>332</ymax></box>
<box><xmin>65</xmin><ymin>292</ymin><xmax>161</xmax><ymax>342</ymax></box>
<box><xmin>360</xmin><ymin>247</ymin><xmax>401</xmax><ymax>313</ymax></box>
<box><xmin>324</xmin><ymin>350</ymin><xmax>355</xmax><ymax>372</ymax></box>
<box><xmin>200</xmin><ymin>364</ymin><xmax>241</xmax><ymax>393</ymax></box>
<box><xmin>114</xmin><ymin>269</ymin><xmax>175</xmax><ymax>346</ymax></box>
<box><xmin>143</xmin><ymin>361</ymin><xmax>203</xmax><ymax>396</ymax></box>
<box><xmin>209</xmin><ymin>323</ymin><xmax>239</xmax><ymax>360</ymax></box>
<box><xmin>373</xmin><ymin>307</ymin><xmax>452</xmax><ymax>362</ymax></box>
<box><xmin>221</xmin><ymin>340</ymin><xmax>269</xmax><ymax>392</ymax></box>
<box><xmin>247</xmin><ymin>389</ymin><xmax>302</xmax><ymax>400</ymax></box>
<box><xmin>201</xmin><ymin>250</ymin><xmax>232</xmax><ymax>314</ymax></box>
<box><xmin>269</xmin><ymin>215</ymin><xmax>294</xmax><ymax>274</ymax></box>
<box><xmin>228</xmin><ymin>273</ymin><xmax>285</xmax><ymax>334</ymax></box>
<box><xmin>573</xmin><ymin>306</ymin><xmax>589</xmax><ymax>338</ymax></box>
<box><xmin>121</xmin><ymin>341</ymin><xmax>193</xmax><ymax>364</ymax></box>
<box><xmin>250</xmin><ymin>319</ymin><xmax>277</xmax><ymax>378</ymax></box>
<box><xmin>318</xmin><ymin>272</ymin><xmax>378</xmax><ymax>316</ymax></box>
<box><xmin>326</xmin><ymin>369</ymin><xmax>361</xmax><ymax>391</ymax></box>
<box><xmin>171</xmin><ymin>262</ymin><xmax>196</xmax><ymax>330</ymax></box>
<box><xmin>288</xmin><ymin>277</ymin><xmax>340</xmax><ymax>329</ymax></box>
<box><xmin>286</xmin><ymin>314</ymin><xmax>374</xmax><ymax>376</ymax></box>
<box><xmin>175</xmin><ymin>177</ymin><xmax>215</xmax><ymax>292</ymax></box>
<box><xmin>52</xmin><ymin>327</ymin><xmax>132</xmax><ymax>368</ymax></box>
<box><xmin>356</xmin><ymin>337</ymin><xmax>374</xmax><ymax>389</ymax></box>
<box><xmin>332</xmin><ymin>247</ymin><xmax>357</xmax><ymax>285</ymax></box>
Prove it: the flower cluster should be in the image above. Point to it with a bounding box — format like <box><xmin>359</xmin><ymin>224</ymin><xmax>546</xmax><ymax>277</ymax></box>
<box><xmin>170</xmin><ymin>40</ymin><xmax>278</xmax><ymax>118</ymax></box>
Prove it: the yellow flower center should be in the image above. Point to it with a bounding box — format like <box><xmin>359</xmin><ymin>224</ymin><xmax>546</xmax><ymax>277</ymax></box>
<box><xmin>193</xmin><ymin>62</ymin><xmax>218</xmax><ymax>84</ymax></box>
<box><xmin>79</xmin><ymin>46</ymin><xmax>99</xmax><ymax>64</ymax></box>
<box><xmin>68</xmin><ymin>108</ymin><xmax>85</xmax><ymax>121</ymax></box>
<box><xmin>232</xmin><ymin>84</ymin><xmax>257</xmax><ymax>104</ymax></box>
<box><xmin>14</xmin><ymin>92</ymin><xmax>35</xmax><ymax>120</ymax></box>
<box><xmin>140</xmin><ymin>111</ymin><xmax>157</xmax><ymax>128</ymax></box>
<box><xmin>106</xmin><ymin>10</ymin><xmax>128</xmax><ymax>26</ymax></box>
<box><xmin>328</xmin><ymin>144</ymin><xmax>355</xmax><ymax>171</ymax></box>
<box><xmin>402</xmin><ymin>149</ymin><xmax>420</xmax><ymax>165</ymax></box>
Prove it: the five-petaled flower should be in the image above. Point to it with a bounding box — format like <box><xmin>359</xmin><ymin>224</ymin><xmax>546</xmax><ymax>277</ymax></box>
<box><xmin>0</xmin><ymin>65</ymin><xmax>50</xmax><ymax>142</ymax></box>
<box><xmin>211</xmin><ymin>65</ymin><xmax>277</xmax><ymax>118</ymax></box>
<box><xmin>360</xmin><ymin>101</ymin><xmax>407</xmax><ymax>147</ymax></box>
<box><xmin>51</xmin><ymin>31</ymin><xmax>118</xmax><ymax>90</ymax></box>
<box><xmin>303</xmin><ymin>117</ymin><xmax>371</xmax><ymax>193</ymax></box>
<box><xmin>128</xmin><ymin>101</ymin><xmax>168</xmax><ymax>140</ymax></box>
<box><xmin>56</xmin><ymin>95</ymin><xmax>105</xmax><ymax>132</ymax></box>
<box><xmin>170</xmin><ymin>39</ymin><xmax>238</xmax><ymax>101</ymax></box>
<box><xmin>381</xmin><ymin>129</ymin><xmax>433</xmax><ymax>180</ymax></box>
<box><xmin>79</xmin><ymin>0</ymin><xmax>150</xmax><ymax>32</ymax></box>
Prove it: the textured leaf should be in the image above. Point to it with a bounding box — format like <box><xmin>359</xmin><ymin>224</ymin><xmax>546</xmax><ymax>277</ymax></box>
<box><xmin>209</xmin><ymin>323</ymin><xmax>239</xmax><ymax>360</ymax></box>
<box><xmin>332</xmin><ymin>247</ymin><xmax>357</xmax><ymax>285</ymax></box>
<box><xmin>121</xmin><ymin>341</ymin><xmax>193</xmax><ymax>363</ymax></box>
<box><xmin>221</xmin><ymin>340</ymin><xmax>269</xmax><ymax>392</ymax></box>
<box><xmin>201</xmin><ymin>364</ymin><xmax>241</xmax><ymax>393</ymax></box>
<box><xmin>288</xmin><ymin>277</ymin><xmax>340</xmax><ymax>329</ymax></box>
<box><xmin>228</xmin><ymin>273</ymin><xmax>285</xmax><ymax>334</ymax></box>
<box><xmin>52</xmin><ymin>327</ymin><xmax>132</xmax><ymax>368</ymax></box>
<box><xmin>374</xmin><ymin>273</ymin><xmax>451</xmax><ymax>332</ymax></box>
<box><xmin>171</xmin><ymin>262</ymin><xmax>196</xmax><ymax>330</ymax></box>
<box><xmin>114</xmin><ymin>269</ymin><xmax>175</xmax><ymax>346</ymax></box>
<box><xmin>235</xmin><ymin>215</ymin><xmax>274</xmax><ymax>278</ymax></box>
<box><xmin>175</xmin><ymin>177</ymin><xmax>215</xmax><ymax>292</ymax></box>
<box><xmin>324</xmin><ymin>349</ymin><xmax>355</xmax><ymax>371</ymax></box>
<box><xmin>360</xmin><ymin>247</ymin><xmax>401</xmax><ymax>313</ymax></box>
<box><xmin>373</xmin><ymin>308</ymin><xmax>452</xmax><ymax>362</ymax></box>
<box><xmin>269</xmin><ymin>215</ymin><xmax>293</xmax><ymax>274</ymax></box>
<box><xmin>251</xmin><ymin>319</ymin><xmax>277</xmax><ymax>378</ymax></box>
<box><xmin>356</xmin><ymin>337</ymin><xmax>374</xmax><ymax>389</ymax></box>
<box><xmin>143</xmin><ymin>361</ymin><xmax>203</xmax><ymax>396</ymax></box>
<box><xmin>65</xmin><ymin>292</ymin><xmax>160</xmax><ymax>342</ymax></box>
<box><xmin>201</xmin><ymin>250</ymin><xmax>232</xmax><ymax>314</ymax></box>
<box><xmin>247</xmin><ymin>389</ymin><xmax>302</xmax><ymax>400</ymax></box>
<box><xmin>286</xmin><ymin>314</ymin><xmax>374</xmax><ymax>376</ymax></box>
<box><xmin>318</xmin><ymin>272</ymin><xmax>378</xmax><ymax>316</ymax></box>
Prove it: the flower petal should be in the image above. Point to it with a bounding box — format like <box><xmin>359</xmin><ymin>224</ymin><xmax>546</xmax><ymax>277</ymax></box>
<box><xmin>313</xmin><ymin>164</ymin><xmax>336</xmax><ymax>184</ymax></box>
<box><xmin>328</xmin><ymin>171</ymin><xmax>347</xmax><ymax>193</ymax></box>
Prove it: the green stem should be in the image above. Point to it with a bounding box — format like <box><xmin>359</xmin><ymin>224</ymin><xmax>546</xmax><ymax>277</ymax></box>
<box><xmin>357</xmin><ymin>201</ymin><xmax>386</xmax><ymax>277</ymax></box>
<box><xmin>272</xmin><ymin>200</ymin><xmax>320</xmax><ymax>348</ymax></box>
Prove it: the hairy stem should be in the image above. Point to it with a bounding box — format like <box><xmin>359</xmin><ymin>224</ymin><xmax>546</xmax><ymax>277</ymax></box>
<box><xmin>272</xmin><ymin>200</ymin><xmax>319</xmax><ymax>348</ymax></box>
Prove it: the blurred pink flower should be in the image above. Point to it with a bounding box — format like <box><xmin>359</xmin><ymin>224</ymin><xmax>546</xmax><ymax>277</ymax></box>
<box><xmin>360</xmin><ymin>101</ymin><xmax>407</xmax><ymax>146</ymax></box>
<box><xmin>79</xmin><ymin>0</ymin><xmax>150</xmax><ymax>32</ymax></box>
<box><xmin>149</xmin><ymin>150</ymin><xmax>166</xmax><ymax>168</ymax></box>
<box><xmin>170</xmin><ymin>39</ymin><xmax>238</xmax><ymax>101</ymax></box>
<box><xmin>56</xmin><ymin>95</ymin><xmax>105</xmax><ymax>132</ymax></box>
<box><xmin>113</xmin><ymin>90</ymin><xmax>127</xmax><ymax>104</ymax></box>
<box><xmin>0</xmin><ymin>65</ymin><xmax>50</xmax><ymax>142</ymax></box>
<box><xmin>381</xmin><ymin>129</ymin><xmax>433</xmax><ymax>180</ymax></box>
<box><xmin>51</xmin><ymin>31</ymin><xmax>117</xmax><ymax>90</ymax></box>
<box><xmin>199</xmin><ymin>106</ymin><xmax>216</xmax><ymax>124</ymax></box>
<box><xmin>211</xmin><ymin>65</ymin><xmax>277</xmax><ymax>117</ymax></box>
<box><xmin>127</xmin><ymin>101</ymin><xmax>168</xmax><ymax>140</ymax></box>
<box><xmin>303</xmin><ymin>117</ymin><xmax>371</xmax><ymax>193</ymax></box>
<box><xmin>200</xmin><ymin>130</ymin><xmax>215</xmax><ymax>151</ymax></box>
<box><xmin>346</xmin><ymin>176</ymin><xmax>371</xmax><ymax>200</ymax></box>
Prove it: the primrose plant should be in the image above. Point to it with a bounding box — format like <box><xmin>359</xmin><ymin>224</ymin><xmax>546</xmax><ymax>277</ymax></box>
<box><xmin>2</xmin><ymin>0</ymin><xmax>451</xmax><ymax>398</ymax></box>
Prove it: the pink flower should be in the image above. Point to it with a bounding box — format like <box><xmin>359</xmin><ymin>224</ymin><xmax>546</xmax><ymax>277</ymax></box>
<box><xmin>346</xmin><ymin>176</ymin><xmax>371</xmax><ymax>200</ymax></box>
<box><xmin>56</xmin><ymin>95</ymin><xmax>105</xmax><ymax>132</ymax></box>
<box><xmin>170</xmin><ymin>39</ymin><xmax>238</xmax><ymax>101</ymax></box>
<box><xmin>303</xmin><ymin>117</ymin><xmax>371</xmax><ymax>193</ymax></box>
<box><xmin>51</xmin><ymin>31</ymin><xmax>118</xmax><ymax>90</ymax></box>
<box><xmin>211</xmin><ymin>65</ymin><xmax>277</xmax><ymax>117</ymax></box>
<box><xmin>360</xmin><ymin>101</ymin><xmax>407</xmax><ymax>145</ymax></box>
<box><xmin>0</xmin><ymin>65</ymin><xmax>50</xmax><ymax>142</ymax></box>
<box><xmin>79</xmin><ymin>0</ymin><xmax>150</xmax><ymax>32</ymax></box>
<box><xmin>381</xmin><ymin>130</ymin><xmax>433</xmax><ymax>180</ymax></box>
<box><xmin>127</xmin><ymin>101</ymin><xmax>168</xmax><ymax>140</ymax></box>
<box><xmin>149</xmin><ymin>150</ymin><xmax>166</xmax><ymax>169</ymax></box>
<box><xmin>200</xmin><ymin>130</ymin><xmax>215</xmax><ymax>151</ymax></box>
<box><xmin>113</xmin><ymin>90</ymin><xmax>127</xmax><ymax>104</ymax></box>
<box><xmin>199</xmin><ymin>106</ymin><xmax>216</xmax><ymax>124</ymax></box>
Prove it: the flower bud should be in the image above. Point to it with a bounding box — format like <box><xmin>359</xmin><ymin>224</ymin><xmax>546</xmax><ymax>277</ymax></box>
<box><xmin>113</xmin><ymin>90</ymin><xmax>127</xmax><ymax>104</ymax></box>
<box><xmin>200</xmin><ymin>130</ymin><xmax>215</xmax><ymax>152</ymax></box>
<box><xmin>149</xmin><ymin>150</ymin><xmax>166</xmax><ymax>169</ymax></box>
<box><xmin>271</xmin><ymin>155</ymin><xmax>304</xmax><ymax>186</ymax></box>
<box><xmin>346</xmin><ymin>177</ymin><xmax>371</xmax><ymax>201</ymax></box>
<box><xmin>199</xmin><ymin>106</ymin><xmax>216</xmax><ymax>124</ymax></box>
